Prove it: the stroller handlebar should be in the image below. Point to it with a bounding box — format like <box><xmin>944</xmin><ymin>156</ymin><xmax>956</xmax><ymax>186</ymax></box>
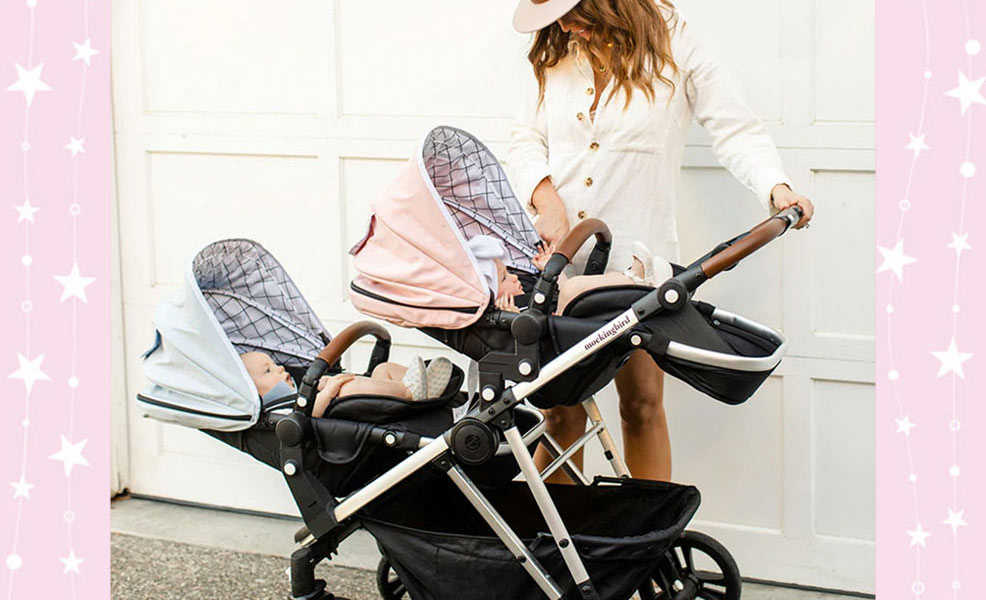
<box><xmin>316</xmin><ymin>320</ymin><xmax>391</xmax><ymax>367</ymax></box>
<box><xmin>699</xmin><ymin>206</ymin><xmax>803</xmax><ymax>279</ymax></box>
<box><xmin>294</xmin><ymin>321</ymin><xmax>392</xmax><ymax>416</ymax></box>
<box><xmin>528</xmin><ymin>219</ymin><xmax>612</xmax><ymax>314</ymax></box>
<box><xmin>553</xmin><ymin>218</ymin><xmax>613</xmax><ymax>263</ymax></box>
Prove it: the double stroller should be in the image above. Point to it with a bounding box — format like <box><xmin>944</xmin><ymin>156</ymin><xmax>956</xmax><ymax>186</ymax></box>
<box><xmin>138</xmin><ymin>126</ymin><xmax>798</xmax><ymax>600</ymax></box>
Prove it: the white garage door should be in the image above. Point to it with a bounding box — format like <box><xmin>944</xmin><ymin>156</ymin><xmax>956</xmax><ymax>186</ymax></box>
<box><xmin>111</xmin><ymin>0</ymin><xmax>874</xmax><ymax>592</ymax></box>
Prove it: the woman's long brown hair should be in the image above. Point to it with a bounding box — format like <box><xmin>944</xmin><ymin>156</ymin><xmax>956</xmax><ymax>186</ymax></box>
<box><xmin>528</xmin><ymin>0</ymin><xmax>679</xmax><ymax>108</ymax></box>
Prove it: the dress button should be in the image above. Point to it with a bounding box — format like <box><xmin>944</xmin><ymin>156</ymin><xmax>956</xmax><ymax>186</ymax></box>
<box><xmin>586</xmin><ymin>87</ymin><xmax>594</xmax><ymax>96</ymax></box>
<box><xmin>576</xmin><ymin>112</ymin><xmax>585</xmax><ymax>121</ymax></box>
<box><xmin>584</xmin><ymin>177</ymin><xmax>593</xmax><ymax>187</ymax></box>
<box><xmin>577</xmin><ymin>210</ymin><xmax>586</xmax><ymax>219</ymax></box>
<box><xmin>589</xmin><ymin>142</ymin><xmax>599</xmax><ymax>150</ymax></box>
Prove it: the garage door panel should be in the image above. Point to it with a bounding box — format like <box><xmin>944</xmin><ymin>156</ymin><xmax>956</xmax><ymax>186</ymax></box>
<box><xmin>812</xmin><ymin>0</ymin><xmax>876</xmax><ymax>123</ymax></box>
<box><xmin>810</xmin><ymin>170</ymin><xmax>875</xmax><ymax>339</ymax></box>
<box><xmin>337</xmin><ymin>0</ymin><xmax>528</xmax><ymax>118</ymax></box>
<box><xmin>146</xmin><ymin>151</ymin><xmax>333</xmax><ymax>300</ymax></box>
<box><xmin>813</xmin><ymin>380</ymin><xmax>875</xmax><ymax>542</ymax></box>
<box><xmin>141</xmin><ymin>0</ymin><xmax>324</xmax><ymax>115</ymax></box>
<box><xmin>668</xmin><ymin>376</ymin><xmax>784</xmax><ymax>531</ymax></box>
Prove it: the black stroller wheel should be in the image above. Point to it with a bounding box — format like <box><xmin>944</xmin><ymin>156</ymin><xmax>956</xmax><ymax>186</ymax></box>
<box><xmin>376</xmin><ymin>557</ymin><xmax>408</xmax><ymax>600</ymax></box>
<box><xmin>638</xmin><ymin>530</ymin><xmax>741</xmax><ymax>600</ymax></box>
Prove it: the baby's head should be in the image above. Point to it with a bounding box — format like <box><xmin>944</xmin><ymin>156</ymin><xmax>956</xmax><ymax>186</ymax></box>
<box><xmin>494</xmin><ymin>258</ymin><xmax>524</xmax><ymax>300</ymax></box>
<box><xmin>240</xmin><ymin>351</ymin><xmax>295</xmax><ymax>396</ymax></box>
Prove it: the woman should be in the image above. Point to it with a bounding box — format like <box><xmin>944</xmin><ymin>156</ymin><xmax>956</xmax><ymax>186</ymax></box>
<box><xmin>507</xmin><ymin>0</ymin><xmax>814</xmax><ymax>482</ymax></box>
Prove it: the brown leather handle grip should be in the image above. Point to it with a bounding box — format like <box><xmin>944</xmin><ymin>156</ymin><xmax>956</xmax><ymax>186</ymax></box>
<box><xmin>316</xmin><ymin>321</ymin><xmax>390</xmax><ymax>368</ymax></box>
<box><xmin>700</xmin><ymin>208</ymin><xmax>799</xmax><ymax>278</ymax></box>
<box><xmin>555</xmin><ymin>218</ymin><xmax>613</xmax><ymax>261</ymax></box>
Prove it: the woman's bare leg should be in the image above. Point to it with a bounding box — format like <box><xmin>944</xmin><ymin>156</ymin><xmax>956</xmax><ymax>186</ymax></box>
<box><xmin>614</xmin><ymin>350</ymin><xmax>671</xmax><ymax>481</ymax></box>
<box><xmin>533</xmin><ymin>404</ymin><xmax>588</xmax><ymax>484</ymax></box>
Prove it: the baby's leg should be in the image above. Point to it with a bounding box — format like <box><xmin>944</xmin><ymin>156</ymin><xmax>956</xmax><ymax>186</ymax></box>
<box><xmin>371</xmin><ymin>361</ymin><xmax>407</xmax><ymax>382</ymax></box>
<box><xmin>557</xmin><ymin>272</ymin><xmax>631</xmax><ymax>314</ymax></box>
<box><xmin>338</xmin><ymin>375</ymin><xmax>412</xmax><ymax>400</ymax></box>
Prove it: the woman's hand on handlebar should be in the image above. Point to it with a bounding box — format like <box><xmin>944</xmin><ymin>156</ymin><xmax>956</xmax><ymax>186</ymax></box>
<box><xmin>531</xmin><ymin>177</ymin><xmax>570</xmax><ymax>244</ymax></box>
<box><xmin>770</xmin><ymin>184</ymin><xmax>814</xmax><ymax>229</ymax></box>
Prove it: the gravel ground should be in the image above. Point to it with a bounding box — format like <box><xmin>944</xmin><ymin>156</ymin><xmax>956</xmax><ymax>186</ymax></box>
<box><xmin>111</xmin><ymin>533</ymin><xmax>379</xmax><ymax>600</ymax></box>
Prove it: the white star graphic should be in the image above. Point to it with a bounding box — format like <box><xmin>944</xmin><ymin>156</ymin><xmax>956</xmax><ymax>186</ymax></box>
<box><xmin>14</xmin><ymin>198</ymin><xmax>39</xmax><ymax>223</ymax></box>
<box><xmin>932</xmin><ymin>338</ymin><xmax>973</xmax><ymax>379</ymax></box>
<box><xmin>6</xmin><ymin>63</ymin><xmax>52</xmax><ymax>106</ymax></box>
<box><xmin>907</xmin><ymin>523</ymin><xmax>931</xmax><ymax>547</ymax></box>
<box><xmin>945</xmin><ymin>70</ymin><xmax>986</xmax><ymax>114</ymax></box>
<box><xmin>948</xmin><ymin>232</ymin><xmax>972</xmax><ymax>255</ymax></box>
<box><xmin>54</xmin><ymin>262</ymin><xmax>96</xmax><ymax>303</ymax></box>
<box><xmin>944</xmin><ymin>509</ymin><xmax>968</xmax><ymax>533</ymax></box>
<box><xmin>65</xmin><ymin>137</ymin><xmax>85</xmax><ymax>157</ymax></box>
<box><xmin>8</xmin><ymin>352</ymin><xmax>51</xmax><ymax>394</ymax></box>
<box><xmin>877</xmin><ymin>240</ymin><xmax>917</xmax><ymax>281</ymax></box>
<box><xmin>71</xmin><ymin>39</ymin><xmax>100</xmax><ymax>66</ymax></box>
<box><xmin>10</xmin><ymin>477</ymin><xmax>34</xmax><ymax>500</ymax></box>
<box><xmin>895</xmin><ymin>416</ymin><xmax>916</xmax><ymax>436</ymax></box>
<box><xmin>49</xmin><ymin>436</ymin><xmax>90</xmax><ymax>477</ymax></box>
<box><xmin>59</xmin><ymin>549</ymin><xmax>83</xmax><ymax>575</ymax></box>
<box><xmin>905</xmin><ymin>133</ymin><xmax>929</xmax><ymax>157</ymax></box>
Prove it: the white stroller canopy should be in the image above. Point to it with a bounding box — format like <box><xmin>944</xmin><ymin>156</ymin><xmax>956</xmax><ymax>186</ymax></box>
<box><xmin>139</xmin><ymin>239</ymin><xmax>330</xmax><ymax>431</ymax></box>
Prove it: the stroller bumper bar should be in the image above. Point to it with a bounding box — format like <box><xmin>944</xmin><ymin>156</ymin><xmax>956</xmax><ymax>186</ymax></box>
<box><xmin>664</xmin><ymin>308</ymin><xmax>787</xmax><ymax>372</ymax></box>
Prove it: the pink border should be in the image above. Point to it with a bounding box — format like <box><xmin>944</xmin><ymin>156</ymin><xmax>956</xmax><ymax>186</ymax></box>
<box><xmin>877</xmin><ymin>0</ymin><xmax>985</xmax><ymax>598</ymax></box>
<box><xmin>1</xmin><ymin>0</ymin><xmax>109</xmax><ymax>597</ymax></box>
<box><xmin>1</xmin><ymin>0</ymin><xmax>984</xmax><ymax>596</ymax></box>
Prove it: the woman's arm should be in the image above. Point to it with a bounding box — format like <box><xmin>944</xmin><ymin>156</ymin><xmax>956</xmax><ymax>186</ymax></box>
<box><xmin>677</xmin><ymin>19</ymin><xmax>813</xmax><ymax>227</ymax></box>
<box><xmin>507</xmin><ymin>75</ymin><xmax>572</xmax><ymax>242</ymax></box>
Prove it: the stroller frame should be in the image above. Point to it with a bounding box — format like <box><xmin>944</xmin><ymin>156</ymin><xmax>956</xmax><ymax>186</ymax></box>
<box><xmin>278</xmin><ymin>207</ymin><xmax>801</xmax><ymax>600</ymax></box>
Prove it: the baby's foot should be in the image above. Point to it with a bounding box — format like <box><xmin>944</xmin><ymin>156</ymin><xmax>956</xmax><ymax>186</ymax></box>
<box><xmin>425</xmin><ymin>357</ymin><xmax>454</xmax><ymax>398</ymax></box>
<box><xmin>623</xmin><ymin>241</ymin><xmax>655</xmax><ymax>286</ymax></box>
<box><xmin>401</xmin><ymin>356</ymin><xmax>427</xmax><ymax>400</ymax></box>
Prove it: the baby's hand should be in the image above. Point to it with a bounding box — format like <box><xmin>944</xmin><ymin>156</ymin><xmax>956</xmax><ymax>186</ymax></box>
<box><xmin>495</xmin><ymin>294</ymin><xmax>520</xmax><ymax>313</ymax></box>
<box><xmin>312</xmin><ymin>373</ymin><xmax>356</xmax><ymax>418</ymax></box>
<box><xmin>532</xmin><ymin>242</ymin><xmax>557</xmax><ymax>271</ymax></box>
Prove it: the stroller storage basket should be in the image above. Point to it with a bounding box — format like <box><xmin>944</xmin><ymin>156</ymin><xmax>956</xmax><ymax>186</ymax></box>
<box><xmin>364</xmin><ymin>477</ymin><xmax>700</xmax><ymax>600</ymax></box>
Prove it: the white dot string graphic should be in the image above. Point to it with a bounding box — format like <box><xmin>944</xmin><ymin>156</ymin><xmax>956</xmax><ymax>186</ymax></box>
<box><xmin>57</xmin><ymin>1</ymin><xmax>95</xmax><ymax>596</ymax></box>
<box><xmin>6</xmin><ymin>2</ymin><xmax>42</xmax><ymax>599</ymax></box>
<box><xmin>944</xmin><ymin>3</ymin><xmax>976</xmax><ymax>596</ymax></box>
<box><xmin>882</xmin><ymin>0</ymin><xmax>931</xmax><ymax>596</ymax></box>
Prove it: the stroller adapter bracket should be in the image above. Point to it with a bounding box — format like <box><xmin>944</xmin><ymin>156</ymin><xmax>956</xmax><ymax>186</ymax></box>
<box><xmin>277</xmin><ymin>413</ymin><xmax>339</xmax><ymax>538</ymax></box>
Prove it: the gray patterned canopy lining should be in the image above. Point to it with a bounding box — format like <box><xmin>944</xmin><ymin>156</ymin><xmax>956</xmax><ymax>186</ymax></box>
<box><xmin>422</xmin><ymin>126</ymin><xmax>542</xmax><ymax>274</ymax></box>
<box><xmin>192</xmin><ymin>239</ymin><xmax>330</xmax><ymax>368</ymax></box>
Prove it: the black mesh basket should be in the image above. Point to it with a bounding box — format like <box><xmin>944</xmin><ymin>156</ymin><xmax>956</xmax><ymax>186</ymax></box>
<box><xmin>363</xmin><ymin>477</ymin><xmax>700</xmax><ymax>600</ymax></box>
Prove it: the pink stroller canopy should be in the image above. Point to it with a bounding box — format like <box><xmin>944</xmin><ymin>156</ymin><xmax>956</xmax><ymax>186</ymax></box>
<box><xmin>350</xmin><ymin>126</ymin><xmax>542</xmax><ymax>329</ymax></box>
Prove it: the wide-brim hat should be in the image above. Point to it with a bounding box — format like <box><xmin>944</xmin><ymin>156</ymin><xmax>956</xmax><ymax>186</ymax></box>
<box><xmin>513</xmin><ymin>0</ymin><xmax>583</xmax><ymax>33</ymax></box>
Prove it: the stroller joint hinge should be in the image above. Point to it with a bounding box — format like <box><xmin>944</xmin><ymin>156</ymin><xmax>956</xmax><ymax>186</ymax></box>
<box><xmin>430</xmin><ymin>453</ymin><xmax>453</xmax><ymax>472</ymax></box>
<box><xmin>576</xmin><ymin>581</ymin><xmax>600</xmax><ymax>600</ymax></box>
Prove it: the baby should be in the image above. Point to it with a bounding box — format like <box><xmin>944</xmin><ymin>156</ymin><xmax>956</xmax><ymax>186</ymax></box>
<box><xmin>484</xmin><ymin>237</ymin><xmax>673</xmax><ymax>314</ymax></box>
<box><xmin>240</xmin><ymin>352</ymin><xmax>453</xmax><ymax>418</ymax></box>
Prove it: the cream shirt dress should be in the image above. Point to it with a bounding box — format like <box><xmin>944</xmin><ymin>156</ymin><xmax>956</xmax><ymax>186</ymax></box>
<box><xmin>507</xmin><ymin>14</ymin><xmax>791</xmax><ymax>273</ymax></box>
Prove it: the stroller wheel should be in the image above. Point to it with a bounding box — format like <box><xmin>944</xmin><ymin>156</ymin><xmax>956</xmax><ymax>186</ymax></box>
<box><xmin>376</xmin><ymin>557</ymin><xmax>408</xmax><ymax>600</ymax></box>
<box><xmin>638</xmin><ymin>530</ymin><xmax>741</xmax><ymax>600</ymax></box>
